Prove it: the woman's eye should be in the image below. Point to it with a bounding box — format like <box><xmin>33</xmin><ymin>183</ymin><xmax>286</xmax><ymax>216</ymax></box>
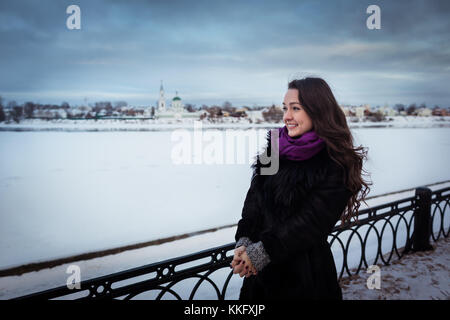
<box><xmin>293</xmin><ymin>107</ymin><xmax>300</xmax><ymax>111</ymax></box>
<box><xmin>282</xmin><ymin>107</ymin><xmax>287</xmax><ymax>111</ymax></box>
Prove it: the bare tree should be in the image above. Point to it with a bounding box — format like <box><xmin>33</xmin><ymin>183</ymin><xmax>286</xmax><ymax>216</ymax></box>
<box><xmin>7</xmin><ymin>100</ymin><xmax>17</xmax><ymax>109</ymax></box>
<box><xmin>185</xmin><ymin>103</ymin><xmax>196</xmax><ymax>112</ymax></box>
<box><xmin>0</xmin><ymin>106</ymin><xmax>5</xmax><ymax>122</ymax></box>
<box><xmin>12</xmin><ymin>105</ymin><xmax>24</xmax><ymax>123</ymax></box>
<box><xmin>368</xmin><ymin>110</ymin><xmax>386</xmax><ymax>122</ymax></box>
<box><xmin>407</xmin><ymin>103</ymin><xmax>417</xmax><ymax>115</ymax></box>
<box><xmin>394</xmin><ymin>104</ymin><xmax>405</xmax><ymax>112</ymax></box>
<box><xmin>222</xmin><ymin>101</ymin><xmax>236</xmax><ymax>113</ymax></box>
<box><xmin>94</xmin><ymin>101</ymin><xmax>112</xmax><ymax>113</ymax></box>
<box><xmin>262</xmin><ymin>105</ymin><xmax>283</xmax><ymax>122</ymax></box>
<box><xmin>114</xmin><ymin>101</ymin><xmax>128</xmax><ymax>109</ymax></box>
<box><xmin>24</xmin><ymin>102</ymin><xmax>35</xmax><ymax>118</ymax></box>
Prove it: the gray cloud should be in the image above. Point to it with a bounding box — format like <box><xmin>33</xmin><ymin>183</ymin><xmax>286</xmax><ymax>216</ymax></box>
<box><xmin>0</xmin><ymin>0</ymin><xmax>449</xmax><ymax>107</ymax></box>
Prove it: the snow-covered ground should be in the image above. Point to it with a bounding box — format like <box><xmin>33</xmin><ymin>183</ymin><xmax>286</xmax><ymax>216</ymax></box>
<box><xmin>341</xmin><ymin>237</ymin><xmax>450</xmax><ymax>300</ymax></box>
<box><xmin>0</xmin><ymin>127</ymin><xmax>449</xmax><ymax>271</ymax></box>
<box><xmin>0</xmin><ymin>181</ymin><xmax>448</xmax><ymax>300</ymax></box>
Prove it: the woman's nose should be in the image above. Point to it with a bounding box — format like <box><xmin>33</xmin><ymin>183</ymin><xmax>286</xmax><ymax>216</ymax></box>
<box><xmin>284</xmin><ymin>109</ymin><xmax>292</xmax><ymax>121</ymax></box>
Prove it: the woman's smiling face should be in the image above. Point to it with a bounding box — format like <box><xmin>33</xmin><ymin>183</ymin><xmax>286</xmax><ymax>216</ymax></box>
<box><xmin>282</xmin><ymin>89</ymin><xmax>313</xmax><ymax>137</ymax></box>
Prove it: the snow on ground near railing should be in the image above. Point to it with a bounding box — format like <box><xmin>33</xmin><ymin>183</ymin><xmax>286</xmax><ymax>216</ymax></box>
<box><xmin>341</xmin><ymin>237</ymin><xmax>450</xmax><ymax>300</ymax></box>
<box><xmin>0</xmin><ymin>181</ymin><xmax>448</xmax><ymax>300</ymax></box>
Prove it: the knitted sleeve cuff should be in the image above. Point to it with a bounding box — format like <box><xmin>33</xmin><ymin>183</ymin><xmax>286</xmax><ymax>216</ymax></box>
<box><xmin>246</xmin><ymin>241</ymin><xmax>271</xmax><ymax>272</ymax></box>
<box><xmin>235</xmin><ymin>237</ymin><xmax>252</xmax><ymax>249</ymax></box>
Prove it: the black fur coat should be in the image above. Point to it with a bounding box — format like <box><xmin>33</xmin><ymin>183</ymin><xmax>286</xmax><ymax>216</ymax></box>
<box><xmin>235</xmin><ymin>135</ymin><xmax>352</xmax><ymax>300</ymax></box>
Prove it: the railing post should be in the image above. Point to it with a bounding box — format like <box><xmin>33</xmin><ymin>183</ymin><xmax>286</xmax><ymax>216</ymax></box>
<box><xmin>412</xmin><ymin>187</ymin><xmax>434</xmax><ymax>252</ymax></box>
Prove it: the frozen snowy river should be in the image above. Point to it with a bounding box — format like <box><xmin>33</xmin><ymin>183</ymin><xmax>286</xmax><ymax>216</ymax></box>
<box><xmin>1</xmin><ymin>127</ymin><xmax>449</xmax><ymax>270</ymax></box>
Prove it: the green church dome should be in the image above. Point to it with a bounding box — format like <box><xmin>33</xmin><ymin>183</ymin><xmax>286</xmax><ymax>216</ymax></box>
<box><xmin>172</xmin><ymin>96</ymin><xmax>181</xmax><ymax>101</ymax></box>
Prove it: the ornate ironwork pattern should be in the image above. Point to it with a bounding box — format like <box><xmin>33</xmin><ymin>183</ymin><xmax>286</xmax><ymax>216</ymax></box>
<box><xmin>328</xmin><ymin>195</ymin><xmax>417</xmax><ymax>279</ymax></box>
<box><xmin>430</xmin><ymin>187</ymin><xmax>450</xmax><ymax>241</ymax></box>
<box><xmin>13</xmin><ymin>186</ymin><xmax>449</xmax><ymax>300</ymax></box>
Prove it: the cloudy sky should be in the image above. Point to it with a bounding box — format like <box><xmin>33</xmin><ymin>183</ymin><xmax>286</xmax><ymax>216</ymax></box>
<box><xmin>0</xmin><ymin>0</ymin><xmax>449</xmax><ymax>107</ymax></box>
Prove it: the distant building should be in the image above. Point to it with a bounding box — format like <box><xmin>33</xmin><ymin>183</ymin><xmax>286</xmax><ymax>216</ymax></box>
<box><xmin>157</xmin><ymin>80</ymin><xmax>166</xmax><ymax>111</ymax></box>
<box><xmin>235</xmin><ymin>107</ymin><xmax>249</xmax><ymax>113</ymax></box>
<box><xmin>417</xmin><ymin>107</ymin><xmax>432</xmax><ymax>117</ymax></box>
<box><xmin>432</xmin><ymin>108</ymin><xmax>448</xmax><ymax>116</ymax></box>
<box><xmin>77</xmin><ymin>106</ymin><xmax>92</xmax><ymax>112</ymax></box>
<box><xmin>154</xmin><ymin>81</ymin><xmax>203</xmax><ymax>120</ymax></box>
<box><xmin>171</xmin><ymin>91</ymin><xmax>184</xmax><ymax>114</ymax></box>
<box><xmin>355</xmin><ymin>106</ymin><xmax>366</xmax><ymax>118</ymax></box>
<box><xmin>379</xmin><ymin>105</ymin><xmax>398</xmax><ymax>117</ymax></box>
<box><xmin>339</xmin><ymin>105</ymin><xmax>350</xmax><ymax>116</ymax></box>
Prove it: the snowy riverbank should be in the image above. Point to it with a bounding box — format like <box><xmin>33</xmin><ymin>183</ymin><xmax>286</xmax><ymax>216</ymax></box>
<box><xmin>0</xmin><ymin>116</ymin><xmax>450</xmax><ymax>131</ymax></box>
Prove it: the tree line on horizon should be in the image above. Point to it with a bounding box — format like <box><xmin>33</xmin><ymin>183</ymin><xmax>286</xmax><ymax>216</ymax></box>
<box><xmin>0</xmin><ymin>97</ymin><xmax>267</xmax><ymax>123</ymax></box>
<box><xmin>0</xmin><ymin>96</ymin><xmax>448</xmax><ymax>123</ymax></box>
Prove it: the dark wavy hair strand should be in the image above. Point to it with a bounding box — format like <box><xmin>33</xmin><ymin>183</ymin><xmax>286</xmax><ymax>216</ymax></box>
<box><xmin>288</xmin><ymin>77</ymin><xmax>372</xmax><ymax>225</ymax></box>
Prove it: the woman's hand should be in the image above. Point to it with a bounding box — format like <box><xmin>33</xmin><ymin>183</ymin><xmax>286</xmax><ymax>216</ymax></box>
<box><xmin>231</xmin><ymin>245</ymin><xmax>246</xmax><ymax>269</ymax></box>
<box><xmin>232</xmin><ymin>250</ymin><xmax>258</xmax><ymax>278</ymax></box>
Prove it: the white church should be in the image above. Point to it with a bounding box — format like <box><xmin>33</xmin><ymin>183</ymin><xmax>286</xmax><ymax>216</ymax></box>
<box><xmin>154</xmin><ymin>81</ymin><xmax>201</xmax><ymax>120</ymax></box>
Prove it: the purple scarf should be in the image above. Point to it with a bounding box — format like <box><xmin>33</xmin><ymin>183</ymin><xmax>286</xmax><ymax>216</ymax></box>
<box><xmin>277</xmin><ymin>126</ymin><xmax>326</xmax><ymax>161</ymax></box>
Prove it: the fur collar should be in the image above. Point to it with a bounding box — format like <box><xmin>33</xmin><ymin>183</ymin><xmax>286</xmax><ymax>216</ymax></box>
<box><xmin>250</xmin><ymin>131</ymin><xmax>333</xmax><ymax>219</ymax></box>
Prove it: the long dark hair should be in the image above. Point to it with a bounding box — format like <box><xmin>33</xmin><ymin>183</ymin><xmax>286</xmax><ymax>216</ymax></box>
<box><xmin>288</xmin><ymin>77</ymin><xmax>372</xmax><ymax>225</ymax></box>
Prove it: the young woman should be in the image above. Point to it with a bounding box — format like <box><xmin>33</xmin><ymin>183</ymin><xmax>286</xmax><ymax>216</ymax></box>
<box><xmin>231</xmin><ymin>77</ymin><xmax>371</xmax><ymax>300</ymax></box>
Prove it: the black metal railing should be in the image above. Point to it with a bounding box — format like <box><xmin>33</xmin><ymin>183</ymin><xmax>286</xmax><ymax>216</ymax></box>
<box><xmin>13</xmin><ymin>185</ymin><xmax>449</xmax><ymax>300</ymax></box>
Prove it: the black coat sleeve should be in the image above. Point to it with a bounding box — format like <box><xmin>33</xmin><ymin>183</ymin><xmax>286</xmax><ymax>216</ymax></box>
<box><xmin>260</xmin><ymin>163</ymin><xmax>352</xmax><ymax>264</ymax></box>
<box><xmin>234</xmin><ymin>175</ymin><xmax>261</xmax><ymax>243</ymax></box>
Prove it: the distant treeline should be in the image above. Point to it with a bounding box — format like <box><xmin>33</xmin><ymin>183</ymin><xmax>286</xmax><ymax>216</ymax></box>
<box><xmin>0</xmin><ymin>97</ymin><xmax>268</xmax><ymax>123</ymax></box>
<box><xmin>0</xmin><ymin>96</ymin><xmax>448</xmax><ymax>124</ymax></box>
